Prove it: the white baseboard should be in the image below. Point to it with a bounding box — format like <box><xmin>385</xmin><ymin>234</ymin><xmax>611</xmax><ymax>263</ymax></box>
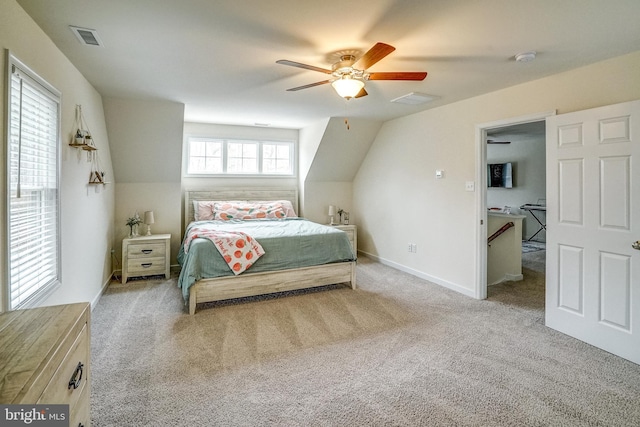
<box><xmin>91</xmin><ymin>272</ymin><xmax>115</xmax><ymax>311</ymax></box>
<box><xmin>358</xmin><ymin>251</ymin><xmax>476</xmax><ymax>298</ymax></box>
<box><xmin>90</xmin><ymin>264</ymin><xmax>182</xmax><ymax>311</ymax></box>
<box><xmin>489</xmin><ymin>273</ymin><xmax>523</xmax><ymax>286</ymax></box>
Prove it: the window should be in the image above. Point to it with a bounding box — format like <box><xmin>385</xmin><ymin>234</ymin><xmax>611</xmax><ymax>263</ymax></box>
<box><xmin>188</xmin><ymin>139</ymin><xmax>223</xmax><ymax>174</ymax></box>
<box><xmin>186</xmin><ymin>137</ymin><xmax>294</xmax><ymax>176</ymax></box>
<box><xmin>227</xmin><ymin>141</ymin><xmax>258</xmax><ymax>174</ymax></box>
<box><xmin>6</xmin><ymin>54</ymin><xmax>61</xmax><ymax>310</ymax></box>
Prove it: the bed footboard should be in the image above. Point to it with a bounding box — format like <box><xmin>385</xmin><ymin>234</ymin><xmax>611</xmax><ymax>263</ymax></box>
<box><xmin>188</xmin><ymin>261</ymin><xmax>356</xmax><ymax>315</ymax></box>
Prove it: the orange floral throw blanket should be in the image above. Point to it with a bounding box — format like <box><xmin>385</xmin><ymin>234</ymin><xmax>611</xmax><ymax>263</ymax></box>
<box><xmin>183</xmin><ymin>227</ymin><xmax>265</xmax><ymax>275</ymax></box>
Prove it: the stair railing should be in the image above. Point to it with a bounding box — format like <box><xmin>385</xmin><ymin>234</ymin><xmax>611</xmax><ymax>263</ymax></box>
<box><xmin>488</xmin><ymin>222</ymin><xmax>515</xmax><ymax>246</ymax></box>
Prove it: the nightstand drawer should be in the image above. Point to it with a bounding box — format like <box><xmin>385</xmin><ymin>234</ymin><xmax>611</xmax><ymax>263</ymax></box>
<box><xmin>127</xmin><ymin>243</ymin><xmax>166</xmax><ymax>258</ymax></box>
<box><xmin>332</xmin><ymin>225</ymin><xmax>357</xmax><ymax>253</ymax></box>
<box><xmin>127</xmin><ymin>257</ymin><xmax>166</xmax><ymax>275</ymax></box>
<box><xmin>122</xmin><ymin>233</ymin><xmax>171</xmax><ymax>283</ymax></box>
<box><xmin>341</xmin><ymin>229</ymin><xmax>355</xmax><ymax>242</ymax></box>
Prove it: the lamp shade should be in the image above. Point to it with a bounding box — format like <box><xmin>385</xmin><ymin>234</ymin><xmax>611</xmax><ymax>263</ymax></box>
<box><xmin>328</xmin><ymin>205</ymin><xmax>336</xmax><ymax>216</ymax></box>
<box><xmin>331</xmin><ymin>77</ymin><xmax>365</xmax><ymax>99</ymax></box>
<box><xmin>144</xmin><ymin>211</ymin><xmax>155</xmax><ymax>225</ymax></box>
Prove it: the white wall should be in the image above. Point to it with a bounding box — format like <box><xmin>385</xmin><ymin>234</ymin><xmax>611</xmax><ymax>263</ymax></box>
<box><xmin>303</xmin><ymin>182</ymin><xmax>353</xmax><ymax>225</ymax></box>
<box><xmin>354</xmin><ymin>50</ymin><xmax>640</xmax><ymax>296</ymax></box>
<box><xmin>104</xmin><ymin>98</ymin><xmax>184</xmax><ymax>265</ymax></box>
<box><xmin>0</xmin><ymin>0</ymin><xmax>115</xmax><ymax>310</ymax></box>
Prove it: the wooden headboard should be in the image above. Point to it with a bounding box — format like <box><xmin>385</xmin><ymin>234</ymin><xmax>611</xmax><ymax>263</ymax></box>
<box><xmin>184</xmin><ymin>187</ymin><xmax>299</xmax><ymax>231</ymax></box>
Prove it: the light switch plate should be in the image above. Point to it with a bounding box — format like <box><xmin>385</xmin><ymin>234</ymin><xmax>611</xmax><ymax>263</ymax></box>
<box><xmin>465</xmin><ymin>181</ymin><xmax>475</xmax><ymax>191</ymax></box>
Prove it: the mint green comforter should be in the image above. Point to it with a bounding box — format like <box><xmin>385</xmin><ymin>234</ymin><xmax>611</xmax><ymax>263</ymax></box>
<box><xmin>177</xmin><ymin>218</ymin><xmax>355</xmax><ymax>302</ymax></box>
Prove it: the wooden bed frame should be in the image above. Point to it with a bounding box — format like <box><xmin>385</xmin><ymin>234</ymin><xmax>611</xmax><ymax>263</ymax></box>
<box><xmin>183</xmin><ymin>188</ymin><xmax>356</xmax><ymax>315</ymax></box>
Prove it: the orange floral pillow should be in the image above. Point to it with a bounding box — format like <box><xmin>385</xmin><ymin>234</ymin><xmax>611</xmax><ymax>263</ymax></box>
<box><xmin>213</xmin><ymin>202</ymin><xmax>286</xmax><ymax>220</ymax></box>
<box><xmin>253</xmin><ymin>200</ymin><xmax>297</xmax><ymax>217</ymax></box>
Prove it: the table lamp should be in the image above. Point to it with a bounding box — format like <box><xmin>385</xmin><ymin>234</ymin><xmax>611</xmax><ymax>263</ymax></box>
<box><xmin>328</xmin><ymin>205</ymin><xmax>336</xmax><ymax>225</ymax></box>
<box><xmin>144</xmin><ymin>211</ymin><xmax>155</xmax><ymax>236</ymax></box>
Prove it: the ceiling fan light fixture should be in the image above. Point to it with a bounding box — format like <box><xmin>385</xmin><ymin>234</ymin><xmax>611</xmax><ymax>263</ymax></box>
<box><xmin>331</xmin><ymin>76</ymin><xmax>365</xmax><ymax>99</ymax></box>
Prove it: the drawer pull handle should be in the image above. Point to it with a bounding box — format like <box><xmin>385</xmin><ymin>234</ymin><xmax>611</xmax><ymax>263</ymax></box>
<box><xmin>141</xmin><ymin>249</ymin><xmax>153</xmax><ymax>254</ymax></box>
<box><xmin>68</xmin><ymin>362</ymin><xmax>84</xmax><ymax>390</ymax></box>
<box><xmin>141</xmin><ymin>263</ymin><xmax>153</xmax><ymax>268</ymax></box>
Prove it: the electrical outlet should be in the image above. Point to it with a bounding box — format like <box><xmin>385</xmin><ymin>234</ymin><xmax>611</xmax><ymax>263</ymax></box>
<box><xmin>412</xmin><ymin>244</ymin><xmax>418</xmax><ymax>253</ymax></box>
<box><xmin>408</xmin><ymin>243</ymin><xmax>412</xmax><ymax>252</ymax></box>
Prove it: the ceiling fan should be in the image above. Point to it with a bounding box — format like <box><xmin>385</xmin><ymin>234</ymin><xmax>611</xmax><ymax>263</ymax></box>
<box><xmin>276</xmin><ymin>42</ymin><xmax>427</xmax><ymax>99</ymax></box>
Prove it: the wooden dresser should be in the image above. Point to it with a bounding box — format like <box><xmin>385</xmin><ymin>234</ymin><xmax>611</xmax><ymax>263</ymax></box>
<box><xmin>0</xmin><ymin>303</ymin><xmax>91</xmax><ymax>427</ymax></box>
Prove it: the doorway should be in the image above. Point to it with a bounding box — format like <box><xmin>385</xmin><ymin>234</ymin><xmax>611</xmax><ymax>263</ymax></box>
<box><xmin>488</xmin><ymin>121</ymin><xmax>547</xmax><ymax>273</ymax></box>
<box><xmin>474</xmin><ymin>111</ymin><xmax>555</xmax><ymax>300</ymax></box>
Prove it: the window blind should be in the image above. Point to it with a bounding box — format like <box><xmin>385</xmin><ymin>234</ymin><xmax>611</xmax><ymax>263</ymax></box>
<box><xmin>7</xmin><ymin>58</ymin><xmax>61</xmax><ymax>310</ymax></box>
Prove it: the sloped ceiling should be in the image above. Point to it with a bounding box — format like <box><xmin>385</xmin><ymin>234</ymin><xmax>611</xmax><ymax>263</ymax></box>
<box><xmin>305</xmin><ymin>118</ymin><xmax>383</xmax><ymax>182</ymax></box>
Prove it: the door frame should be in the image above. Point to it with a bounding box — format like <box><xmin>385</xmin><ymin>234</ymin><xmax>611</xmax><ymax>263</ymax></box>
<box><xmin>474</xmin><ymin>111</ymin><xmax>556</xmax><ymax>299</ymax></box>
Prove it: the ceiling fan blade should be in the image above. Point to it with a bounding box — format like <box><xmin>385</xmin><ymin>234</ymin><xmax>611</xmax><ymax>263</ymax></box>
<box><xmin>276</xmin><ymin>60</ymin><xmax>332</xmax><ymax>74</ymax></box>
<box><xmin>367</xmin><ymin>71</ymin><xmax>427</xmax><ymax>81</ymax></box>
<box><xmin>286</xmin><ymin>80</ymin><xmax>331</xmax><ymax>91</ymax></box>
<box><xmin>354</xmin><ymin>88</ymin><xmax>368</xmax><ymax>98</ymax></box>
<box><xmin>354</xmin><ymin>42</ymin><xmax>396</xmax><ymax>70</ymax></box>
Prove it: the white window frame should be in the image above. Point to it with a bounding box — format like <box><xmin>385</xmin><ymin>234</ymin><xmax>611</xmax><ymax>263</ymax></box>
<box><xmin>185</xmin><ymin>137</ymin><xmax>295</xmax><ymax>177</ymax></box>
<box><xmin>4</xmin><ymin>52</ymin><xmax>62</xmax><ymax>311</ymax></box>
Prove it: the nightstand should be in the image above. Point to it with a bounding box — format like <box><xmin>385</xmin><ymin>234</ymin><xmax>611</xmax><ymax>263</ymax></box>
<box><xmin>122</xmin><ymin>234</ymin><xmax>171</xmax><ymax>283</ymax></box>
<box><xmin>333</xmin><ymin>224</ymin><xmax>357</xmax><ymax>254</ymax></box>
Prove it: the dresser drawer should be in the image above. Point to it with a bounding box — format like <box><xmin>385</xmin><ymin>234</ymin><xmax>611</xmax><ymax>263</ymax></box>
<box><xmin>127</xmin><ymin>242</ymin><xmax>166</xmax><ymax>258</ymax></box>
<box><xmin>38</xmin><ymin>324</ymin><xmax>89</xmax><ymax>406</ymax></box>
<box><xmin>70</xmin><ymin>386</ymin><xmax>90</xmax><ymax>427</ymax></box>
<box><xmin>0</xmin><ymin>303</ymin><xmax>91</xmax><ymax>426</ymax></box>
<box><xmin>127</xmin><ymin>257</ymin><xmax>167</xmax><ymax>275</ymax></box>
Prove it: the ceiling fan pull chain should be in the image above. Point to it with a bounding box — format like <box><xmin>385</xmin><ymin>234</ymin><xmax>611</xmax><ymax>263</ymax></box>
<box><xmin>344</xmin><ymin>99</ymin><xmax>351</xmax><ymax>130</ymax></box>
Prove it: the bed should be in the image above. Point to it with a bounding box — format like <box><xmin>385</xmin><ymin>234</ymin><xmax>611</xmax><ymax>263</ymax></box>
<box><xmin>179</xmin><ymin>188</ymin><xmax>357</xmax><ymax>314</ymax></box>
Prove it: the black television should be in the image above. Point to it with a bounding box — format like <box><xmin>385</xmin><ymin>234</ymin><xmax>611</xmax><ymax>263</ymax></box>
<box><xmin>488</xmin><ymin>162</ymin><xmax>513</xmax><ymax>188</ymax></box>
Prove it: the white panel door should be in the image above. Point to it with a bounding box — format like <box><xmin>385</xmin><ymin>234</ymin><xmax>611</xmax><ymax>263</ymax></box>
<box><xmin>546</xmin><ymin>100</ymin><xmax>640</xmax><ymax>365</ymax></box>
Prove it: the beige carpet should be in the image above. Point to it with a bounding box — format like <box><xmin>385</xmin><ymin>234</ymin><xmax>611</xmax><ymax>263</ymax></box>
<box><xmin>91</xmin><ymin>258</ymin><xmax>640</xmax><ymax>426</ymax></box>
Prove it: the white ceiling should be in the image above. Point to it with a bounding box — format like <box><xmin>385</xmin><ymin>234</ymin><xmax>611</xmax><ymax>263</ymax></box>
<box><xmin>16</xmin><ymin>0</ymin><xmax>640</xmax><ymax>129</ymax></box>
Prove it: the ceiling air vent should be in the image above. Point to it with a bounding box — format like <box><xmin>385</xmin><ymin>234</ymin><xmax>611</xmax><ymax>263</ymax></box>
<box><xmin>69</xmin><ymin>26</ymin><xmax>104</xmax><ymax>47</ymax></box>
<box><xmin>391</xmin><ymin>92</ymin><xmax>439</xmax><ymax>105</ymax></box>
